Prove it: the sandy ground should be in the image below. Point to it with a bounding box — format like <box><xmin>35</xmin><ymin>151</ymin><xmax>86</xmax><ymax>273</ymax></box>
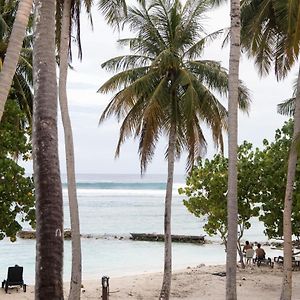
<box><xmin>1</xmin><ymin>264</ymin><xmax>300</xmax><ymax>299</ymax></box>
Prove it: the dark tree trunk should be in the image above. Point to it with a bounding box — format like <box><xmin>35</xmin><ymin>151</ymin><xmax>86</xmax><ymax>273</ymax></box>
<box><xmin>33</xmin><ymin>0</ymin><xmax>64</xmax><ymax>299</ymax></box>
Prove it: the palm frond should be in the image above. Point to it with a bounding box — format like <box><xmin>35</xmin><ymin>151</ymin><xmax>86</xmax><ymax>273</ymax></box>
<box><xmin>101</xmin><ymin>55</ymin><xmax>152</xmax><ymax>72</ymax></box>
<box><xmin>115</xmin><ymin>98</ymin><xmax>146</xmax><ymax>157</ymax></box>
<box><xmin>98</xmin><ymin>0</ymin><xmax>127</xmax><ymax>28</ymax></box>
<box><xmin>126</xmin><ymin>4</ymin><xmax>166</xmax><ymax>52</ymax></box>
<box><xmin>277</xmin><ymin>97</ymin><xmax>295</xmax><ymax>116</ymax></box>
<box><xmin>187</xmin><ymin>60</ymin><xmax>228</xmax><ymax>95</ymax></box>
<box><xmin>183</xmin><ymin>29</ymin><xmax>223</xmax><ymax>60</ymax></box>
<box><xmin>98</xmin><ymin>66</ymin><xmax>150</xmax><ymax>93</ymax></box>
<box><xmin>180</xmin><ymin>0</ymin><xmax>210</xmax><ymax>42</ymax></box>
<box><xmin>11</xmin><ymin>74</ymin><xmax>33</xmax><ymax>126</ymax></box>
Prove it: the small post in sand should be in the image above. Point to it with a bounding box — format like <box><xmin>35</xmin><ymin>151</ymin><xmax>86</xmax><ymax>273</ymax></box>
<box><xmin>101</xmin><ymin>276</ymin><xmax>110</xmax><ymax>300</ymax></box>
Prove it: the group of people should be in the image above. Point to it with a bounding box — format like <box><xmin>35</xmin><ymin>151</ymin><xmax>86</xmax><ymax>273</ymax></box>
<box><xmin>242</xmin><ymin>241</ymin><xmax>266</xmax><ymax>264</ymax></box>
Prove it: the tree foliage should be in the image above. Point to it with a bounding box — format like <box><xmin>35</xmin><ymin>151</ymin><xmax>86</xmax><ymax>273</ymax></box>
<box><xmin>0</xmin><ymin>100</ymin><xmax>35</xmax><ymax>241</ymax></box>
<box><xmin>179</xmin><ymin>141</ymin><xmax>260</xmax><ymax>247</ymax></box>
<box><xmin>255</xmin><ymin>119</ymin><xmax>300</xmax><ymax>240</ymax></box>
<box><xmin>180</xmin><ymin>120</ymin><xmax>300</xmax><ymax>242</ymax></box>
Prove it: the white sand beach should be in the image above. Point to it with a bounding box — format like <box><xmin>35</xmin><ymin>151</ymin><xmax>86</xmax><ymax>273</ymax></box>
<box><xmin>2</xmin><ymin>264</ymin><xmax>300</xmax><ymax>299</ymax></box>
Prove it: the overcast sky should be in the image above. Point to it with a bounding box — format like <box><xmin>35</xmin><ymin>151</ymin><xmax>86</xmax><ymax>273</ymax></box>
<box><xmin>22</xmin><ymin>2</ymin><xmax>297</xmax><ymax>175</ymax></box>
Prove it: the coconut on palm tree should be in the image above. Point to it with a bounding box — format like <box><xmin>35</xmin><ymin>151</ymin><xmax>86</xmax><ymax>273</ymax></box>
<box><xmin>98</xmin><ymin>1</ymin><xmax>250</xmax><ymax>299</ymax></box>
<box><xmin>241</xmin><ymin>1</ymin><xmax>300</xmax><ymax>298</ymax></box>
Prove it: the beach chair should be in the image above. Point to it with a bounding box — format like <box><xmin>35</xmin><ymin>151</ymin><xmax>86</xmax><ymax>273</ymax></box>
<box><xmin>274</xmin><ymin>256</ymin><xmax>284</xmax><ymax>265</ymax></box>
<box><xmin>1</xmin><ymin>265</ymin><xmax>26</xmax><ymax>293</ymax></box>
<box><xmin>274</xmin><ymin>256</ymin><xmax>300</xmax><ymax>271</ymax></box>
<box><xmin>253</xmin><ymin>257</ymin><xmax>274</xmax><ymax>268</ymax></box>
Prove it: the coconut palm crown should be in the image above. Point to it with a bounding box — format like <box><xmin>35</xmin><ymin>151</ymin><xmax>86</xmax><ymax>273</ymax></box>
<box><xmin>99</xmin><ymin>0</ymin><xmax>250</xmax><ymax>172</ymax></box>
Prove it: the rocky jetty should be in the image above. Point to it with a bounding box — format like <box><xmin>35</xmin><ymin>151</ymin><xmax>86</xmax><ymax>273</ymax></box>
<box><xmin>18</xmin><ymin>229</ymin><xmax>72</xmax><ymax>240</ymax></box>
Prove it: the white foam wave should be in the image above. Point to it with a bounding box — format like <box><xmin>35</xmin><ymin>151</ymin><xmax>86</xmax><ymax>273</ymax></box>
<box><xmin>63</xmin><ymin>188</ymin><xmax>182</xmax><ymax>197</ymax></box>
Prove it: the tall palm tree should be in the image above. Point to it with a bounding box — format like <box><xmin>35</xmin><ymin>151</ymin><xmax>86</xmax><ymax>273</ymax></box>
<box><xmin>98</xmin><ymin>1</ymin><xmax>250</xmax><ymax>299</ymax></box>
<box><xmin>241</xmin><ymin>1</ymin><xmax>300</xmax><ymax>298</ymax></box>
<box><xmin>33</xmin><ymin>0</ymin><xmax>64</xmax><ymax>298</ymax></box>
<box><xmin>0</xmin><ymin>0</ymin><xmax>33</xmax><ymax>122</ymax></box>
<box><xmin>56</xmin><ymin>0</ymin><xmax>93</xmax><ymax>298</ymax></box>
<box><xmin>58</xmin><ymin>2</ymin><xmax>82</xmax><ymax>299</ymax></box>
<box><xmin>226</xmin><ymin>0</ymin><xmax>240</xmax><ymax>298</ymax></box>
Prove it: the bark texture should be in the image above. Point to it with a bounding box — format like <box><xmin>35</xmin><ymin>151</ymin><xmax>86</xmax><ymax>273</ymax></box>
<box><xmin>226</xmin><ymin>1</ymin><xmax>240</xmax><ymax>299</ymax></box>
<box><xmin>159</xmin><ymin>124</ymin><xmax>176</xmax><ymax>300</ymax></box>
<box><xmin>33</xmin><ymin>0</ymin><xmax>64</xmax><ymax>299</ymax></box>
<box><xmin>0</xmin><ymin>0</ymin><xmax>33</xmax><ymax>122</ymax></box>
<box><xmin>280</xmin><ymin>64</ymin><xmax>300</xmax><ymax>300</ymax></box>
<box><xmin>58</xmin><ymin>0</ymin><xmax>82</xmax><ymax>299</ymax></box>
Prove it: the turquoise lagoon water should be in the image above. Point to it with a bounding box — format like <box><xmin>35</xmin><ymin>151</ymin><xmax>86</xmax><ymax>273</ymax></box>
<box><xmin>0</xmin><ymin>174</ymin><xmax>276</xmax><ymax>284</ymax></box>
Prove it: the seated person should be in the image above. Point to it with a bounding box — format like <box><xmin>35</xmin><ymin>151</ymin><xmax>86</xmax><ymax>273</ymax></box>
<box><xmin>243</xmin><ymin>241</ymin><xmax>252</xmax><ymax>253</ymax></box>
<box><xmin>255</xmin><ymin>243</ymin><xmax>266</xmax><ymax>260</ymax></box>
<box><xmin>245</xmin><ymin>247</ymin><xmax>255</xmax><ymax>264</ymax></box>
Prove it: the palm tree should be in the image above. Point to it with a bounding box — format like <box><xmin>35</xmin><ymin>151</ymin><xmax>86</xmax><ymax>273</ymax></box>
<box><xmin>58</xmin><ymin>2</ymin><xmax>82</xmax><ymax>299</ymax></box>
<box><xmin>56</xmin><ymin>0</ymin><xmax>94</xmax><ymax>298</ymax></box>
<box><xmin>241</xmin><ymin>1</ymin><xmax>300</xmax><ymax>298</ymax></box>
<box><xmin>33</xmin><ymin>0</ymin><xmax>64</xmax><ymax>298</ymax></box>
<box><xmin>226</xmin><ymin>0</ymin><xmax>240</xmax><ymax>298</ymax></box>
<box><xmin>98</xmin><ymin>1</ymin><xmax>250</xmax><ymax>299</ymax></box>
<box><xmin>56</xmin><ymin>0</ymin><xmax>92</xmax><ymax>298</ymax></box>
<box><xmin>0</xmin><ymin>0</ymin><xmax>33</xmax><ymax>122</ymax></box>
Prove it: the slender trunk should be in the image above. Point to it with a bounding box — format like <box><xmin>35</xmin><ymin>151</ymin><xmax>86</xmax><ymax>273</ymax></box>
<box><xmin>59</xmin><ymin>1</ymin><xmax>82</xmax><ymax>299</ymax></box>
<box><xmin>280</xmin><ymin>64</ymin><xmax>300</xmax><ymax>300</ymax></box>
<box><xmin>226</xmin><ymin>0</ymin><xmax>240</xmax><ymax>299</ymax></box>
<box><xmin>0</xmin><ymin>0</ymin><xmax>33</xmax><ymax>122</ymax></box>
<box><xmin>33</xmin><ymin>0</ymin><xmax>64</xmax><ymax>299</ymax></box>
<box><xmin>159</xmin><ymin>123</ymin><xmax>176</xmax><ymax>300</ymax></box>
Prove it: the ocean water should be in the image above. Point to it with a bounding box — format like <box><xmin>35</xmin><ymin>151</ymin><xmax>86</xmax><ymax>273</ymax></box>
<box><xmin>0</xmin><ymin>174</ymin><xmax>277</xmax><ymax>284</ymax></box>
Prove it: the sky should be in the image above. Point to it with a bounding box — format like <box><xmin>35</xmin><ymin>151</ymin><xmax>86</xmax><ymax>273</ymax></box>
<box><xmin>22</xmin><ymin>2</ymin><xmax>297</xmax><ymax>175</ymax></box>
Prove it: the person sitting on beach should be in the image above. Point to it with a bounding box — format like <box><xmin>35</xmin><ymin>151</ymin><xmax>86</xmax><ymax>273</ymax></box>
<box><xmin>243</xmin><ymin>241</ymin><xmax>252</xmax><ymax>253</ymax></box>
<box><xmin>245</xmin><ymin>246</ymin><xmax>255</xmax><ymax>265</ymax></box>
<box><xmin>255</xmin><ymin>243</ymin><xmax>266</xmax><ymax>260</ymax></box>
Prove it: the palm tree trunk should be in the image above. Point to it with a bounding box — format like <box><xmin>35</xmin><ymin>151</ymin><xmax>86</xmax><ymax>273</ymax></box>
<box><xmin>59</xmin><ymin>0</ymin><xmax>82</xmax><ymax>299</ymax></box>
<box><xmin>0</xmin><ymin>0</ymin><xmax>33</xmax><ymax>122</ymax></box>
<box><xmin>226</xmin><ymin>0</ymin><xmax>240</xmax><ymax>299</ymax></box>
<box><xmin>159</xmin><ymin>123</ymin><xmax>176</xmax><ymax>300</ymax></box>
<box><xmin>33</xmin><ymin>0</ymin><xmax>64</xmax><ymax>299</ymax></box>
<box><xmin>280</xmin><ymin>64</ymin><xmax>300</xmax><ymax>300</ymax></box>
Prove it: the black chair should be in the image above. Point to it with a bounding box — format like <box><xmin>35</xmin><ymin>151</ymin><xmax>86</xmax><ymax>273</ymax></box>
<box><xmin>253</xmin><ymin>257</ymin><xmax>274</xmax><ymax>268</ymax></box>
<box><xmin>1</xmin><ymin>265</ymin><xmax>26</xmax><ymax>293</ymax></box>
<box><xmin>274</xmin><ymin>255</ymin><xmax>300</xmax><ymax>270</ymax></box>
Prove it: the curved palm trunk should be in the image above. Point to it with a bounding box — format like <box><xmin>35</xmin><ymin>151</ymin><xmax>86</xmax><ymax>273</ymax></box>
<box><xmin>59</xmin><ymin>0</ymin><xmax>82</xmax><ymax>299</ymax></box>
<box><xmin>0</xmin><ymin>0</ymin><xmax>33</xmax><ymax>122</ymax></box>
<box><xmin>280</xmin><ymin>64</ymin><xmax>300</xmax><ymax>300</ymax></box>
<box><xmin>159</xmin><ymin>124</ymin><xmax>176</xmax><ymax>300</ymax></box>
<box><xmin>33</xmin><ymin>0</ymin><xmax>64</xmax><ymax>299</ymax></box>
<box><xmin>226</xmin><ymin>0</ymin><xmax>240</xmax><ymax>299</ymax></box>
